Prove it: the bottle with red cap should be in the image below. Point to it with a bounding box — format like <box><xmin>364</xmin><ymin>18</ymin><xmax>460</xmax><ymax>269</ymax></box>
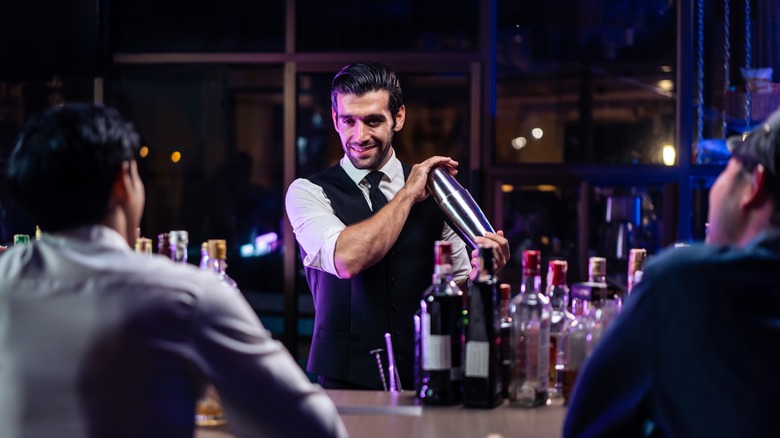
<box><xmin>546</xmin><ymin>260</ymin><xmax>575</xmax><ymax>398</ymax></box>
<box><xmin>508</xmin><ymin>250</ymin><xmax>552</xmax><ymax>408</ymax></box>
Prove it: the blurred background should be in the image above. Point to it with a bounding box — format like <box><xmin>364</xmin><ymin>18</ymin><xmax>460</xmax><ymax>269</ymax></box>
<box><xmin>1</xmin><ymin>0</ymin><xmax>778</xmax><ymax>375</ymax></box>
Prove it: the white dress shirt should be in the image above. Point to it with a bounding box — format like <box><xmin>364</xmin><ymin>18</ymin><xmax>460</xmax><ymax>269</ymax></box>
<box><xmin>0</xmin><ymin>225</ymin><xmax>347</xmax><ymax>438</ymax></box>
<box><xmin>285</xmin><ymin>149</ymin><xmax>470</xmax><ymax>281</ymax></box>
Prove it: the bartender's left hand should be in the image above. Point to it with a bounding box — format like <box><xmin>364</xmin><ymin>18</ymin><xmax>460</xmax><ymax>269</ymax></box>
<box><xmin>469</xmin><ymin>230</ymin><xmax>510</xmax><ymax>280</ymax></box>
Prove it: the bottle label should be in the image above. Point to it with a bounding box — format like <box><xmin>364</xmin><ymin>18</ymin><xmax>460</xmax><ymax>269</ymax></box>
<box><xmin>465</xmin><ymin>341</ymin><xmax>489</xmax><ymax>378</ymax></box>
<box><xmin>422</xmin><ymin>313</ymin><xmax>451</xmax><ymax>370</ymax></box>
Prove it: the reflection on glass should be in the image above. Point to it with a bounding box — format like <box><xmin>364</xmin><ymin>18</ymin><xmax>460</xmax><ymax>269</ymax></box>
<box><xmin>500</xmin><ymin>183</ymin><xmax>665</xmax><ymax>288</ymax></box>
<box><xmin>495</xmin><ymin>0</ymin><xmax>676</xmax><ymax>164</ymax></box>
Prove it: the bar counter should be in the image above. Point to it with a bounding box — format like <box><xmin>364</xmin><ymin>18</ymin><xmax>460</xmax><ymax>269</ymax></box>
<box><xmin>195</xmin><ymin>390</ymin><xmax>566</xmax><ymax>438</ymax></box>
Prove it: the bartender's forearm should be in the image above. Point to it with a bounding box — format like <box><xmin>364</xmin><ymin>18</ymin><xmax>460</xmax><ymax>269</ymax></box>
<box><xmin>334</xmin><ymin>187</ymin><xmax>415</xmax><ymax>278</ymax></box>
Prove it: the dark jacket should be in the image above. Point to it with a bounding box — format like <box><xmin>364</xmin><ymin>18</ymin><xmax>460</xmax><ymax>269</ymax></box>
<box><xmin>564</xmin><ymin>230</ymin><xmax>780</xmax><ymax>438</ymax></box>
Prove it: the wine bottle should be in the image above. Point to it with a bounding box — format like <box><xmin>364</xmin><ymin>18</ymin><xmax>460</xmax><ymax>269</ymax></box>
<box><xmin>463</xmin><ymin>247</ymin><xmax>503</xmax><ymax>408</ymax></box>
<box><xmin>418</xmin><ymin>240</ymin><xmax>465</xmax><ymax>405</ymax></box>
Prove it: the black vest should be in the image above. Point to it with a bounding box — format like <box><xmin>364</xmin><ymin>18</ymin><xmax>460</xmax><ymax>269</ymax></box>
<box><xmin>302</xmin><ymin>163</ymin><xmax>444</xmax><ymax>389</ymax></box>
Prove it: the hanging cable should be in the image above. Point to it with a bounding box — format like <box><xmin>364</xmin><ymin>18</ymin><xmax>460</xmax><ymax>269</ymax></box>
<box><xmin>723</xmin><ymin>0</ymin><xmax>730</xmax><ymax>137</ymax></box>
<box><xmin>696</xmin><ymin>0</ymin><xmax>705</xmax><ymax>143</ymax></box>
<box><xmin>744</xmin><ymin>0</ymin><xmax>752</xmax><ymax>127</ymax></box>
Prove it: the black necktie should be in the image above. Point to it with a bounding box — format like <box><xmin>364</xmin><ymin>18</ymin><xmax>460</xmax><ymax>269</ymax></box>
<box><xmin>365</xmin><ymin>171</ymin><xmax>388</xmax><ymax>212</ymax></box>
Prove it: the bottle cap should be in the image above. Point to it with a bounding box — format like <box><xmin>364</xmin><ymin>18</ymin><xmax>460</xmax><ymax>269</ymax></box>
<box><xmin>433</xmin><ymin>240</ymin><xmax>453</xmax><ymax>267</ymax></box>
<box><xmin>157</xmin><ymin>233</ymin><xmax>171</xmax><ymax>256</ymax></box>
<box><xmin>522</xmin><ymin>250</ymin><xmax>541</xmax><ymax>276</ymax></box>
<box><xmin>135</xmin><ymin>237</ymin><xmax>153</xmax><ymax>254</ymax></box>
<box><xmin>548</xmin><ymin>260</ymin><xmax>568</xmax><ymax>286</ymax></box>
<box><xmin>628</xmin><ymin>248</ymin><xmax>647</xmax><ymax>272</ymax></box>
<box><xmin>169</xmin><ymin>230</ymin><xmax>189</xmax><ymax>245</ymax></box>
<box><xmin>208</xmin><ymin>239</ymin><xmax>227</xmax><ymax>260</ymax></box>
<box><xmin>14</xmin><ymin>234</ymin><xmax>30</xmax><ymax>245</ymax></box>
<box><xmin>588</xmin><ymin>256</ymin><xmax>607</xmax><ymax>277</ymax></box>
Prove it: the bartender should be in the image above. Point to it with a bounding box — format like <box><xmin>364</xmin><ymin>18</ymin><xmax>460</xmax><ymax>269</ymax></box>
<box><xmin>285</xmin><ymin>61</ymin><xmax>510</xmax><ymax>390</ymax></box>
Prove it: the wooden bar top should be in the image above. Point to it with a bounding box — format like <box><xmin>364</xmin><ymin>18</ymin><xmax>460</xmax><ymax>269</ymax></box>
<box><xmin>196</xmin><ymin>390</ymin><xmax>567</xmax><ymax>438</ymax></box>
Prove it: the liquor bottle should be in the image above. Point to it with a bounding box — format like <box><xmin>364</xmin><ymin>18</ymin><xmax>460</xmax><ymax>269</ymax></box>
<box><xmin>134</xmin><ymin>237</ymin><xmax>153</xmax><ymax>255</ymax></box>
<box><xmin>499</xmin><ymin>283</ymin><xmax>512</xmax><ymax>399</ymax></box>
<box><xmin>169</xmin><ymin>230</ymin><xmax>189</xmax><ymax>264</ymax></box>
<box><xmin>199</xmin><ymin>242</ymin><xmax>210</xmax><ymax>270</ymax></box>
<box><xmin>463</xmin><ymin>247</ymin><xmax>502</xmax><ymax>408</ymax></box>
<box><xmin>562</xmin><ymin>305</ymin><xmax>595</xmax><ymax>405</ymax></box>
<box><xmin>157</xmin><ymin>233</ymin><xmax>172</xmax><ymax>258</ymax></box>
<box><xmin>13</xmin><ymin>234</ymin><xmax>30</xmax><ymax>245</ymax></box>
<box><xmin>509</xmin><ymin>250</ymin><xmax>552</xmax><ymax>408</ymax></box>
<box><xmin>627</xmin><ymin>248</ymin><xmax>647</xmax><ymax>295</ymax></box>
<box><xmin>586</xmin><ymin>256</ymin><xmax>621</xmax><ymax>327</ymax></box>
<box><xmin>418</xmin><ymin>240</ymin><xmax>465</xmax><ymax>405</ymax></box>
<box><xmin>208</xmin><ymin>239</ymin><xmax>238</xmax><ymax>291</ymax></box>
<box><xmin>34</xmin><ymin>226</ymin><xmax>42</xmax><ymax>241</ymax></box>
<box><xmin>547</xmin><ymin>260</ymin><xmax>575</xmax><ymax>398</ymax></box>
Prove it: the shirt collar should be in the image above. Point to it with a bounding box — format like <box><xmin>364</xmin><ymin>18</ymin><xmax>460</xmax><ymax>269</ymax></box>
<box><xmin>45</xmin><ymin>224</ymin><xmax>133</xmax><ymax>252</ymax></box>
<box><xmin>340</xmin><ymin>148</ymin><xmax>402</xmax><ymax>185</ymax></box>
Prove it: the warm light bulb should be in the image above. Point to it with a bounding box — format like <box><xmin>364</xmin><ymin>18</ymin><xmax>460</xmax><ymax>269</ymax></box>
<box><xmin>511</xmin><ymin>137</ymin><xmax>527</xmax><ymax>150</ymax></box>
<box><xmin>662</xmin><ymin>144</ymin><xmax>676</xmax><ymax>166</ymax></box>
<box><xmin>531</xmin><ymin>128</ymin><xmax>544</xmax><ymax>139</ymax></box>
<box><xmin>171</xmin><ymin>151</ymin><xmax>182</xmax><ymax>163</ymax></box>
<box><xmin>658</xmin><ymin>80</ymin><xmax>674</xmax><ymax>91</ymax></box>
<box><xmin>501</xmin><ymin>184</ymin><xmax>514</xmax><ymax>193</ymax></box>
<box><xmin>139</xmin><ymin>146</ymin><xmax>149</xmax><ymax>158</ymax></box>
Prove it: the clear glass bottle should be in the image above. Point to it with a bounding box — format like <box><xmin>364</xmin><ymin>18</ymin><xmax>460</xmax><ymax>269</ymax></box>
<box><xmin>34</xmin><ymin>226</ymin><xmax>42</xmax><ymax>241</ymax></box>
<box><xmin>547</xmin><ymin>260</ymin><xmax>575</xmax><ymax>398</ymax></box>
<box><xmin>199</xmin><ymin>242</ymin><xmax>210</xmax><ymax>270</ymax></box>
<box><xmin>169</xmin><ymin>230</ymin><xmax>189</xmax><ymax>264</ymax></box>
<box><xmin>208</xmin><ymin>239</ymin><xmax>238</xmax><ymax>291</ymax></box>
<box><xmin>562</xmin><ymin>305</ymin><xmax>595</xmax><ymax>405</ymax></box>
<box><xmin>195</xmin><ymin>238</ymin><xmax>235</xmax><ymax>427</ymax></box>
<box><xmin>463</xmin><ymin>247</ymin><xmax>502</xmax><ymax>408</ymax></box>
<box><xmin>499</xmin><ymin>283</ymin><xmax>512</xmax><ymax>399</ymax></box>
<box><xmin>509</xmin><ymin>250</ymin><xmax>552</xmax><ymax>408</ymax></box>
<box><xmin>418</xmin><ymin>240</ymin><xmax>465</xmax><ymax>405</ymax></box>
<box><xmin>157</xmin><ymin>233</ymin><xmax>172</xmax><ymax>258</ymax></box>
<box><xmin>587</xmin><ymin>256</ymin><xmax>621</xmax><ymax>329</ymax></box>
<box><xmin>627</xmin><ymin>248</ymin><xmax>648</xmax><ymax>295</ymax></box>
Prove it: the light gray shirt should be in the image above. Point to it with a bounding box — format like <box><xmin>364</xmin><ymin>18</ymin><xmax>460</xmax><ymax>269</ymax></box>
<box><xmin>0</xmin><ymin>225</ymin><xmax>347</xmax><ymax>438</ymax></box>
<box><xmin>285</xmin><ymin>149</ymin><xmax>470</xmax><ymax>281</ymax></box>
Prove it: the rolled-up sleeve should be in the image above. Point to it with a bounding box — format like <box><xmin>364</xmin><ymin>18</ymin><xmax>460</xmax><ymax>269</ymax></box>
<box><xmin>192</xmin><ymin>278</ymin><xmax>348</xmax><ymax>438</ymax></box>
<box><xmin>285</xmin><ymin>178</ymin><xmax>346</xmax><ymax>278</ymax></box>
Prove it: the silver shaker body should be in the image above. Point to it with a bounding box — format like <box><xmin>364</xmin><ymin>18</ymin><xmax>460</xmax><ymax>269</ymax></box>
<box><xmin>426</xmin><ymin>167</ymin><xmax>495</xmax><ymax>250</ymax></box>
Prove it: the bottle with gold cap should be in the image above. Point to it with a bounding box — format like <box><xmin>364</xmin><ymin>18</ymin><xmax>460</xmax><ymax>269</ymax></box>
<box><xmin>35</xmin><ymin>226</ymin><xmax>43</xmax><ymax>241</ymax></box>
<box><xmin>207</xmin><ymin>239</ymin><xmax>237</xmax><ymax>290</ymax></box>
<box><xmin>627</xmin><ymin>248</ymin><xmax>648</xmax><ymax>295</ymax></box>
<box><xmin>134</xmin><ymin>237</ymin><xmax>153</xmax><ymax>255</ymax></box>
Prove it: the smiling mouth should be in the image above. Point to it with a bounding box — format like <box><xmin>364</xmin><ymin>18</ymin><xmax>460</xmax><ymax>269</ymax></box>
<box><xmin>350</xmin><ymin>144</ymin><xmax>376</xmax><ymax>153</ymax></box>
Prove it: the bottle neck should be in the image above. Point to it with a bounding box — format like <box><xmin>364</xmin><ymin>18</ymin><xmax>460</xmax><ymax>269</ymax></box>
<box><xmin>548</xmin><ymin>285</ymin><xmax>569</xmax><ymax>310</ymax></box>
<box><xmin>521</xmin><ymin>271</ymin><xmax>541</xmax><ymax>295</ymax></box>
<box><xmin>212</xmin><ymin>258</ymin><xmax>228</xmax><ymax>274</ymax></box>
<box><xmin>431</xmin><ymin>263</ymin><xmax>454</xmax><ymax>284</ymax></box>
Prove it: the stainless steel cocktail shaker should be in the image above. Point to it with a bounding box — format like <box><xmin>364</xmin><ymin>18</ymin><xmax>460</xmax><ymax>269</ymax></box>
<box><xmin>426</xmin><ymin>166</ymin><xmax>495</xmax><ymax>250</ymax></box>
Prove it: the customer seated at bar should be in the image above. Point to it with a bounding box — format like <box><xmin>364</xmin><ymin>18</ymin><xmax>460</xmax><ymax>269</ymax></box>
<box><xmin>564</xmin><ymin>107</ymin><xmax>780</xmax><ymax>437</ymax></box>
<box><xmin>0</xmin><ymin>104</ymin><xmax>347</xmax><ymax>438</ymax></box>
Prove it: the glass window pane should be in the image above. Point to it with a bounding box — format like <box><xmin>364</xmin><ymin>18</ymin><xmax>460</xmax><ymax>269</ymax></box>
<box><xmin>0</xmin><ymin>75</ymin><xmax>95</xmax><ymax>243</ymax></box>
<box><xmin>499</xmin><ymin>182</ymin><xmax>667</xmax><ymax>293</ymax></box>
<box><xmin>295</xmin><ymin>0</ymin><xmax>480</xmax><ymax>52</ymax></box>
<box><xmin>495</xmin><ymin>0</ymin><xmax>677</xmax><ymax>164</ymax></box>
<box><xmin>111</xmin><ymin>0</ymin><xmax>285</xmax><ymax>52</ymax></box>
<box><xmin>108</xmin><ymin>65</ymin><xmax>286</xmax><ymax>297</ymax></box>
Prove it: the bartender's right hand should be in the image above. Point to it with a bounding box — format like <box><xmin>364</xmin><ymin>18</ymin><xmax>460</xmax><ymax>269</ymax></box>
<box><xmin>403</xmin><ymin>156</ymin><xmax>458</xmax><ymax>203</ymax></box>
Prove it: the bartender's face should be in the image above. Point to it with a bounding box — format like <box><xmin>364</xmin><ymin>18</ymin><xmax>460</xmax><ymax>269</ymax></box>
<box><xmin>332</xmin><ymin>90</ymin><xmax>405</xmax><ymax>170</ymax></box>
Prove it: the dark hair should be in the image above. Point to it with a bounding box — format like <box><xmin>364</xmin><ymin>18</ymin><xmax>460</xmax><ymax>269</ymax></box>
<box><xmin>6</xmin><ymin>104</ymin><xmax>141</xmax><ymax>232</ymax></box>
<box><xmin>331</xmin><ymin>61</ymin><xmax>404</xmax><ymax>119</ymax></box>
